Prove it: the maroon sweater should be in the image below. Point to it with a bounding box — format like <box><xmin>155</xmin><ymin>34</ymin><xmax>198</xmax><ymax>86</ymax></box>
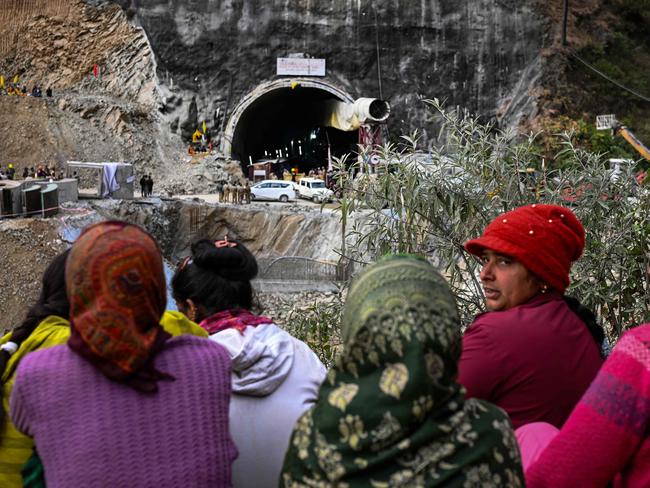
<box><xmin>458</xmin><ymin>292</ymin><xmax>603</xmax><ymax>428</ymax></box>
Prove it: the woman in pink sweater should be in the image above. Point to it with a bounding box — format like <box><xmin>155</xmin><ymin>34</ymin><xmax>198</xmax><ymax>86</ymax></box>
<box><xmin>526</xmin><ymin>323</ymin><xmax>650</xmax><ymax>488</ymax></box>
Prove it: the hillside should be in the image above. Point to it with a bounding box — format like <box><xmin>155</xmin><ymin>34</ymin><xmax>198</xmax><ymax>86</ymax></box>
<box><xmin>0</xmin><ymin>0</ymin><xmax>648</xmax><ymax>181</ymax></box>
<box><xmin>531</xmin><ymin>0</ymin><xmax>650</xmax><ymax>162</ymax></box>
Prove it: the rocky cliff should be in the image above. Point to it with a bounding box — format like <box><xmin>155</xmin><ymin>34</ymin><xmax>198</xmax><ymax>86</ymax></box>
<box><xmin>0</xmin><ymin>0</ymin><xmax>551</xmax><ymax>189</ymax></box>
<box><xmin>0</xmin><ymin>0</ymin><xmax>181</xmax><ymax>176</ymax></box>
<box><xmin>123</xmin><ymin>0</ymin><xmax>545</xmax><ymax>146</ymax></box>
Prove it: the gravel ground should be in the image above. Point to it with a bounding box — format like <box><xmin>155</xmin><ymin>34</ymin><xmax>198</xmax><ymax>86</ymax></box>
<box><xmin>0</xmin><ymin>218</ymin><xmax>66</xmax><ymax>333</ymax></box>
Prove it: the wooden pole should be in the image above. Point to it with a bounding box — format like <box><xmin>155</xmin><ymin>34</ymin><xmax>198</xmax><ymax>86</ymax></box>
<box><xmin>562</xmin><ymin>0</ymin><xmax>569</xmax><ymax>46</ymax></box>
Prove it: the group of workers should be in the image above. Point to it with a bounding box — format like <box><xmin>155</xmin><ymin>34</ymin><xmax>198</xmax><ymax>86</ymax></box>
<box><xmin>1</xmin><ymin>84</ymin><xmax>52</xmax><ymax>98</ymax></box>
<box><xmin>139</xmin><ymin>174</ymin><xmax>155</xmax><ymax>197</ymax></box>
<box><xmin>0</xmin><ymin>164</ymin><xmax>61</xmax><ymax>181</ymax></box>
<box><xmin>0</xmin><ymin>164</ymin><xmax>15</xmax><ymax>180</ymax></box>
<box><xmin>215</xmin><ymin>180</ymin><xmax>251</xmax><ymax>204</ymax></box>
<box><xmin>0</xmin><ymin>203</ymin><xmax>647</xmax><ymax>487</ymax></box>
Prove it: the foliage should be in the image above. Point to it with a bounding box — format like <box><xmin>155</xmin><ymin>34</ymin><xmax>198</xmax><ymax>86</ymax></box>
<box><xmin>330</xmin><ymin>101</ymin><xmax>649</xmax><ymax>342</ymax></box>
<box><xmin>284</xmin><ymin>291</ymin><xmax>344</xmax><ymax>367</ymax></box>
<box><xmin>569</xmin><ymin>8</ymin><xmax>650</xmax><ymax>148</ymax></box>
<box><xmin>288</xmin><ymin>102</ymin><xmax>649</xmax><ymax>363</ymax></box>
<box><xmin>534</xmin><ymin>116</ymin><xmax>638</xmax><ymax>168</ymax></box>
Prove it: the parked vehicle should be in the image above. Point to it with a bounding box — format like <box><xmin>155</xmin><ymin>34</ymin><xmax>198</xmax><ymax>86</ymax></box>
<box><xmin>250</xmin><ymin>180</ymin><xmax>296</xmax><ymax>203</ymax></box>
<box><xmin>294</xmin><ymin>178</ymin><xmax>334</xmax><ymax>203</ymax></box>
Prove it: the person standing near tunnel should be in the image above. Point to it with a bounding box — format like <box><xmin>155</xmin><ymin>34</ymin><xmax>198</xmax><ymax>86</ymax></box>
<box><xmin>139</xmin><ymin>174</ymin><xmax>147</xmax><ymax>197</ymax></box>
<box><xmin>172</xmin><ymin>236</ymin><xmax>326</xmax><ymax>488</ymax></box>
<box><xmin>146</xmin><ymin>174</ymin><xmax>154</xmax><ymax>197</ymax></box>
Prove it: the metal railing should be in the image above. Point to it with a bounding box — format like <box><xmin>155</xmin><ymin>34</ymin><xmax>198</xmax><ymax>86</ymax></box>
<box><xmin>259</xmin><ymin>256</ymin><xmax>352</xmax><ymax>282</ymax></box>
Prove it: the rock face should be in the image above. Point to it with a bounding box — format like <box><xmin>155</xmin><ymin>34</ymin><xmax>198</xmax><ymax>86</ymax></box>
<box><xmin>122</xmin><ymin>0</ymin><xmax>544</xmax><ymax>147</ymax></box>
<box><xmin>92</xmin><ymin>198</ymin><xmax>345</xmax><ymax>264</ymax></box>
<box><xmin>0</xmin><ymin>0</ymin><xmax>546</xmax><ymax>191</ymax></box>
<box><xmin>0</xmin><ymin>0</ymin><xmax>178</xmax><ymax>177</ymax></box>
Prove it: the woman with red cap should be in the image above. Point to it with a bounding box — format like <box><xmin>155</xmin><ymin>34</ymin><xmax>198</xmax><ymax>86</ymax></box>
<box><xmin>459</xmin><ymin>204</ymin><xmax>604</xmax><ymax>431</ymax></box>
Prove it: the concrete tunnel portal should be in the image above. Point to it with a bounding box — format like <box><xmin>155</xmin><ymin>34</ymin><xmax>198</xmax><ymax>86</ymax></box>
<box><xmin>225</xmin><ymin>80</ymin><xmax>359</xmax><ymax>176</ymax></box>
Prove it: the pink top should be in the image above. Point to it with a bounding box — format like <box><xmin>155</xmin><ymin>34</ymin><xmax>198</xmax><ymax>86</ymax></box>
<box><xmin>459</xmin><ymin>292</ymin><xmax>603</xmax><ymax>428</ymax></box>
<box><xmin>526</xmin><ymin>324</ymin><xmax>650</xmax><ymax>488</ymax></box>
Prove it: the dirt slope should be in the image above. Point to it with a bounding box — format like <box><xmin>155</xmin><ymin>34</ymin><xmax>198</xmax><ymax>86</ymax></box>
<box><xmin>0</xmin><ymin>218</ymin><xmax>65</xmax><ymax>332</ymax></box>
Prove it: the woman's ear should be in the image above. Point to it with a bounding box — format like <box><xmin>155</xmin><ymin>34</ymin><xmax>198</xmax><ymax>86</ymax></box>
<box><xmin>186</xmin><ymin>299</ymin><xmax>198</xmax><ymax>322</ymax></box>
<box><xmin>176</xmin><ymin>298</ymin><xmax>197</xmax><ymax>321</ymax></box>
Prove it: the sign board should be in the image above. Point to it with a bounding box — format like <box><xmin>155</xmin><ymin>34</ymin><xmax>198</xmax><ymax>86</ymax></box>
<box><xmin>277</xmin><ymin>58</ymin><xmax>326</xmax><ymax>76</ymax></box>
<box><xmin>596</xmin><ymin>114</ymin><xmax>617</xmax><ymax>131</ymax></box>
<box><xmin>254</xmin><ymin>170</ymin><xmax>266</xmax><ymax>176</ymax></box>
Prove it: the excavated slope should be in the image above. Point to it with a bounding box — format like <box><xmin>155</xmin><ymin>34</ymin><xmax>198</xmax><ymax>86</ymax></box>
<box><xmin>0</xmin><ymin>0</ymin><xmax>187</xmax><ymax>178</ymax></box>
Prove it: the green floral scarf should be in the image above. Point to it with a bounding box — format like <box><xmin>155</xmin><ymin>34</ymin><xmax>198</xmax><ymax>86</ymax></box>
<box><xmin>281</xmin><ymin>255</ymin><xmax>523</xmax><ymax>487</ymax></box>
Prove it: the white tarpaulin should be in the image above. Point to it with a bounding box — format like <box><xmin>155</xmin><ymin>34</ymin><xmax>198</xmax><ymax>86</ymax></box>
<box><xmin>101</xmin><ymin>163</ymin><xmax>120</xmax><ymax>197</ymax></box>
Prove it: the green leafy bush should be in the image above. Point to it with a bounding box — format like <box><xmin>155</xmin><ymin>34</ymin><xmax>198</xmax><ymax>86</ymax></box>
<box><xmin>292</xmin><ymin>101</ymin><xmax>649</xmax><ymax>359</ymax></box>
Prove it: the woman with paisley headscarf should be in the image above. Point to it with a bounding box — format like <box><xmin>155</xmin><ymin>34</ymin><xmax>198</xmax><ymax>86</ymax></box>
<box><xmin>9</xmin><ymin>221</ymin><xmax>237</xmax><ymax>487</ymax></box>
<box><xmin>281</xmin><ymin>255</ymin><xmax>524</xmax><ymax>487</ymax></box>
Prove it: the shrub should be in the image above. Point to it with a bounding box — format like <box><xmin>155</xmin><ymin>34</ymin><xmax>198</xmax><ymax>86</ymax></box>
<box><xmin>292</xmin><ymin>100</ymin><xmax>649</xmax><ymax>359</ymax></box>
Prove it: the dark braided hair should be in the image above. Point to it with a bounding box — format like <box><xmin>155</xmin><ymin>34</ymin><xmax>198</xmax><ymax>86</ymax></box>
<box><xmin>171</xmin><ymin>238</ymin><xmax>258</xmax><ymax>322</ymax></box>
<box><xmin>0</xmin><ymin>249</ymin><xmax>70</xmax><ymax>434</ymax></box>
<box><xmin>563</xmin><ymin>295</ymin><xmax>606</xmax><ymax>356</ymax></box>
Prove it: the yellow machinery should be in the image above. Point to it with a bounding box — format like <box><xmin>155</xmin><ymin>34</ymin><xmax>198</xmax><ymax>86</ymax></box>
<box><xmin>597</xmin><ymin>114</ymin><xmax>650</xmax><ymax>161</ymax></box>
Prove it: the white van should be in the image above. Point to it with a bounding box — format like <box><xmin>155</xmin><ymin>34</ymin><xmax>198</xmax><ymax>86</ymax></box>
<box><xmin>294</xmin><ymin>177</ymin><xmax>334</xmax><ymax>203</ymax></box>
<box><xmin>250</xmin><ymin>180</ymin><xmax>296</xmax><ymax>203</ymax></box>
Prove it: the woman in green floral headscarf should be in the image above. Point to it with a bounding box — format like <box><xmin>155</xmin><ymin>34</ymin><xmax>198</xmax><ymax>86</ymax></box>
<box><xmin>281</xmin><ymin>255</ymin><xmax>524</xmax><ymax>487</ymax></box>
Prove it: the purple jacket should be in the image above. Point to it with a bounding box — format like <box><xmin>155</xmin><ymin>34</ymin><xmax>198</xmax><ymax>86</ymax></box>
<box><xmin>11</xmin><ymin>335</ymin><xmax>237</xmax><ymax>487</ymax></box>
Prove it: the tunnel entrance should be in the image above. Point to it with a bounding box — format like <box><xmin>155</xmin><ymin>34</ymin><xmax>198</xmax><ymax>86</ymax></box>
<box><xmin>224</xmin><ymin>80</ymin><xmax>358</xmax><ymax>177</ymax></box>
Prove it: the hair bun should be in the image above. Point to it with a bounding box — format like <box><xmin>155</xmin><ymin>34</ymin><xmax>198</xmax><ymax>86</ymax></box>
<box><xmin>191</xmin><ymin>238</ymin><xmax>258</xmax><ymax>281</ymax></box>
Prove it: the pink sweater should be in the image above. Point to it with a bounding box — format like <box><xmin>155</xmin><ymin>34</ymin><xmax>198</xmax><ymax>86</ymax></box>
<box><xmin>10</xmin><ymin>336</ymin><xmax>237</xmax><ymax>488</ymax></box>
<box><xmin>526</xmin><ymin>323</ymin><xmax>650</xmax><ymax>488</ymax></box>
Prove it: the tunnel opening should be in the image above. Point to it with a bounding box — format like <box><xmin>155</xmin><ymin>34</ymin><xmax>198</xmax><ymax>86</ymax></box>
<box><xmin>230</xmin><ymin>87</ymin><xmax>358</xmax><ymax>177</ymax></box>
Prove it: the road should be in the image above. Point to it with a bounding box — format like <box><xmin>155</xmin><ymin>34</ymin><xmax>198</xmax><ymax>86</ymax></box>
<box><xmin>175</xmin><ymin>193</ymin><xmax>340</xmax><ymax>212</ymax></box>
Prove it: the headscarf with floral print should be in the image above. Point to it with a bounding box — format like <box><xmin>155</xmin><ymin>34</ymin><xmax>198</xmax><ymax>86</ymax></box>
<box><xmin>281</xmin><ymin>255</ymin><xmax>524</xmax><ymax>487</ymax></box>
<box><xmin>66</xmin><ymin>221</ymin><xmax>173</xmax><ymax>393</ymax></box>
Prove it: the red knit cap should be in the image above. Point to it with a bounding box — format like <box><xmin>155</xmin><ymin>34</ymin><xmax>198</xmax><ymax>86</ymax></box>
<box><xmin>464</xmin><ymin>204</ymin><xmax>585</xmax><ymax>293</ymax></box>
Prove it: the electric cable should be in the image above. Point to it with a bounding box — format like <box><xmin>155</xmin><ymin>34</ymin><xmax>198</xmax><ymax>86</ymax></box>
<box><xmin>571</xmin><ymin>51</ymin><xmax>650</xmax><ymax>103</ymax></box>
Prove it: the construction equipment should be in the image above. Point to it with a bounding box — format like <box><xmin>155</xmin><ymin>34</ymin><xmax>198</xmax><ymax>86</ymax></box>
<box><xmin>596</xmin><ymin>114</ymin><xmax>650</xmax><ymax>161</ymax></box>
<box><xmin>319</xmin><ymin>98</ymin><xmax>390</xmax><ymax>131</ymax></box>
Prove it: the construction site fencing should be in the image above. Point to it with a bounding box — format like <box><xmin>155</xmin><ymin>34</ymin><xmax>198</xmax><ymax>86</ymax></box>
<box><xmin>258</xmin><ymin>256</ymin><xmax>352</xmax><ymax>283</ymax></box>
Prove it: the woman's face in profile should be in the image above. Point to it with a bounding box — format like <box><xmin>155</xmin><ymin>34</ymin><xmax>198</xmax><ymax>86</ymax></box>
<box><xmin>479</xmin><ymin>249</ymin><xmax>542</xmax><ymax>311</ymax></box>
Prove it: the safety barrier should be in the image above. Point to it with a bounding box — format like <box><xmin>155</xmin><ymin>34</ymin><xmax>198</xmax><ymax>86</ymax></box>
<box><xmin>259</xmin><ymin>256</ymin><xmax>352</xmax><ymax>282</ymax></box>
<box><xmin>0</xmin><ymin>204</ymin><xmax>61</xmax><ymax>219</ymax></box>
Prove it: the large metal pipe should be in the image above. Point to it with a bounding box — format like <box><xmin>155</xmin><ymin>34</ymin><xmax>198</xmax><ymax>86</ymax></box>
<box><xmin>320</xmin><ymin>98</ymin><xmax>390</xmax><ymax>131</ymax></box>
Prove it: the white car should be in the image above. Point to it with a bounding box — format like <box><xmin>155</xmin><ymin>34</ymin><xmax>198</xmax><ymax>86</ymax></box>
<box><xmin>294</xmin><ymin>177</ymin><xmax>334</xmax><ymax>203</ymax></box>
<box><xmin>250</xmin><ymin>180</ymin><xmax>296</xmax><ymax>203</ymax></box>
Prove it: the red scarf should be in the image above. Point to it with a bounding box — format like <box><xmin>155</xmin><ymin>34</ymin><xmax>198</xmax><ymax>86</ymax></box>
<box><xmin>198</xmin><ymin>308</ymin><xmax>273</xmax><ymax>335</ymax></box>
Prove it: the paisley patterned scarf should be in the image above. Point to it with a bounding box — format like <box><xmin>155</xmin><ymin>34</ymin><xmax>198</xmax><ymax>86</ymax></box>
<box><xmin>66</xmin><ymin>221</ymin><xmax>172</xmax><ymax>393</ymax></box>
<box><xmin>281</xmin><ymin>255</ymin><xmax>524</xmax><ymax>487</ymax></box>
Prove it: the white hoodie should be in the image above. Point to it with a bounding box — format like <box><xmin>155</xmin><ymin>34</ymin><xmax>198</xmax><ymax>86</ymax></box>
<box><xmin>210</xmin><ymin>323</ymin><xmax>326</xmax><ymax>488</ymax></box>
